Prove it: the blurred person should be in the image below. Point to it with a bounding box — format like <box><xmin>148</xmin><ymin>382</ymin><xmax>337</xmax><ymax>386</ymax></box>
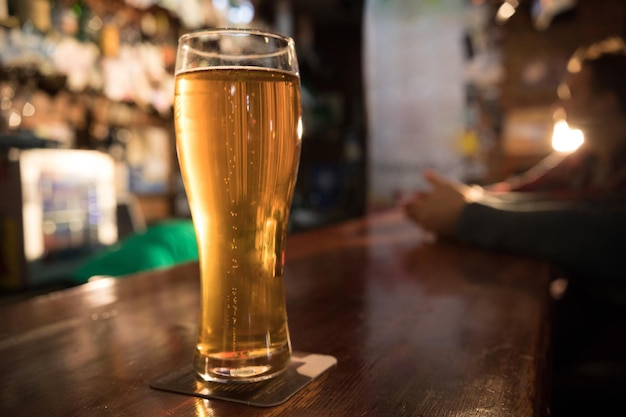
<box><xmin>404</xmin><ymin>37</ymin><xmax>626</xmax><ymax>416</ymax></box>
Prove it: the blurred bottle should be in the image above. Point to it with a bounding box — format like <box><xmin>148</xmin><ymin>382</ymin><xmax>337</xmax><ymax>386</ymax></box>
<box><xmin>100</xmin><ymin>15</ymin><xmax>119</xmax><ymax>58</ymax></box>
<box><xmin>16</xmin><ymin>0</ymin><xmax>52</xmax><ymax>34</ymax></box>
<box><xmin>71</xmin><ymin>0</ymin><xmax>89</xmax><ymax>41</ymax></box>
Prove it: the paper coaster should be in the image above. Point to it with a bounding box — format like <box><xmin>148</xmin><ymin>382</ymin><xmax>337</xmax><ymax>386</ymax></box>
<box><xmin>149</xmin><ymin>352</ymin><xmax>337</xmax><ymax>407</ymax></box>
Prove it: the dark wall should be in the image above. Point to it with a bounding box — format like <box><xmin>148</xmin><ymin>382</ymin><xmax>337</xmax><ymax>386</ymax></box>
<box><xmin>499</xmin><ymin>0</ymin><xmax>626</xmax><ymax>109</ymax></box>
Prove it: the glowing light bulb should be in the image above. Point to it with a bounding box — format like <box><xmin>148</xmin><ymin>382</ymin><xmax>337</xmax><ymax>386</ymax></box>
<box><xmin>551</xmin><ymin>120</ymin><xmax>584</xmax><ymax>153</ymax></box>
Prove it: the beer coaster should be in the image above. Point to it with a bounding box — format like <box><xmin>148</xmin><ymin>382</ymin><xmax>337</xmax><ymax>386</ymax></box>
<box><xmin>149</xmin><ymin>352</ymin><xmax>337</xmax><ymax>407</ymax></box>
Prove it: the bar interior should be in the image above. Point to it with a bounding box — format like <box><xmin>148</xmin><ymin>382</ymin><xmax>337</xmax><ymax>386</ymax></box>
<box><xmin>1</xmin><ymin>1</ymin><xmax>625</xmax><ymax>416</ymax></box>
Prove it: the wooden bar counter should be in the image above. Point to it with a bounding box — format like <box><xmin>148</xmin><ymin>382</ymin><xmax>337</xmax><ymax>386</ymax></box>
<box><xmin>0</xmin><ymin>209</ymin><xmax>552</xmax><ymax>416</ymax></box>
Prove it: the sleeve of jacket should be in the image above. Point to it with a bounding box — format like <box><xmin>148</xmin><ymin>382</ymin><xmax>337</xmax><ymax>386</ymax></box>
<box><xmin>456</xmin><ymin>199</ymin><xmax>626</xmax><ymax>281</ymax></box>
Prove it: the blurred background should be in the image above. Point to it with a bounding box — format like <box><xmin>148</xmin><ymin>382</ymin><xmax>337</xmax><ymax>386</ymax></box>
<box><xmin>1</xmin><ymin>0</ymin><xmax>624</xmax><ymax>293</ymax></box>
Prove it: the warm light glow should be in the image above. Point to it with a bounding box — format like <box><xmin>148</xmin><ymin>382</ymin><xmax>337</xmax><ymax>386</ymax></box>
<box><xmin>195</xmin><ymin>398</ymin><xmax>219</xmax><ymax>417</ymax></box>
<box><xmin>85</xmin><ymin>276</ymin><xmax>118</xmax><ymax>308</ymax></box>
<box><xmin>8</xmin><ymin>111</ymin><xmax>21</xmax><ymax>128</ymax></box>
<box><xmin>495</xmin><ymin>1</ymin><xmax>518</xmax><ymax>24</ymax></box>
<box><xmin>262</xmin><ymin>218</ymin><xmax>277</xmax><ymax>272</ymax></box>
<box><xmin>297</xmin><ymin>117</ymin><xmax>303</xmax><ymax>139</ymax></box>
<box><xmin>552</xmin><ymin>120</ymin><xmax>584</xmax><ymax>152</ymax></box>
<box><xmin>22</xmin><ymin>102</ymin><xmax>36</xmax><ymax>117</ymax></box>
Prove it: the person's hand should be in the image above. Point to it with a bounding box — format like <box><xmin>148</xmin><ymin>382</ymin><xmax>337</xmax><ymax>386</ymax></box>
<box><xmin>403</xmin><ymin>171</ymin><xmax>480</xmax><ymax>238</ymax></box>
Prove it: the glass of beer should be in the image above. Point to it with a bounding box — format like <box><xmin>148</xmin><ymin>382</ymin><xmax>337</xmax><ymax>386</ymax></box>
<box><xmin>174</xmin><ymin>29</ymin><xmax>302</xmax><ymax>383</ymax></box>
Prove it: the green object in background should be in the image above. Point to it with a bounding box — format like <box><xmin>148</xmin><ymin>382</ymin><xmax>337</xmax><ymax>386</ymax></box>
<box><xmin>71</xmin><ymin>219</ymin><xmax>198</xmax><ymax>284</ymax></box>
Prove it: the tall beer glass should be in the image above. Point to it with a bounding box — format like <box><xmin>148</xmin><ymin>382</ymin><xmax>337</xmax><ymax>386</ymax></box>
<box><xmin>174</xmin><ymin>29</ymin><xmax>301</xmax><ymax>383</ymax></box>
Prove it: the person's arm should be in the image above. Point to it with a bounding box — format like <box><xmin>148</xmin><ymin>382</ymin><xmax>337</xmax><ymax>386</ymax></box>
<box><xmin>403</xmin><ymin>170</ymin><xmax>626</xmax><ymax>280</ymax></box>
<box><xmin>458</xmin><ymin>200</ymin><xmax>626</xmax><ymax>280</ymax></box>
<box><xmin>485</xmin><ymin>151</ymin><xmax>570</xmax><ymax>192</ymax></box>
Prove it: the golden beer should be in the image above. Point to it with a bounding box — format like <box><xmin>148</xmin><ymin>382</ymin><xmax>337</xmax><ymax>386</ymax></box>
<box><xmin>175</xmin><ymin>66</ymin><xmax>301</xmax><ymax>382</ymax></box>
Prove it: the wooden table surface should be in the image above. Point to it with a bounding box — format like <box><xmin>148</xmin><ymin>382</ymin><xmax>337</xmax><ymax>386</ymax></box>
<box><xmin>0</xmin><ymin>209</ymin><xmax>552</xmax><ymax>417</ymax></box>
